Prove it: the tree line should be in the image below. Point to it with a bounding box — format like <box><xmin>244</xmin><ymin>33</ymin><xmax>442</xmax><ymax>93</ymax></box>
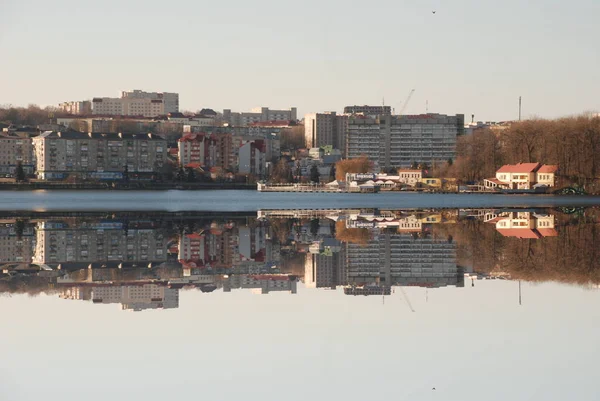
<box><xmin>444</xmin><ymin>114</ymin><xmax>600</xmax><ymax>192</ymax></box>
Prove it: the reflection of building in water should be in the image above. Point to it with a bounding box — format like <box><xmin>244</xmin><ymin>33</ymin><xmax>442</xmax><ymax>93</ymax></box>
<box><xmin>486</xmin><ymin>211</ymin><xmax>558</xmax><ymax>239</ymax></box>
<box><xmin>345</xmin><ymin>230</ymin><xmax>461</xmax><ymax>289</ymax></box>
<box><xmin>344</xmin><ymin>285</ymin><xmax>391</xmax><ymax>296</ymax></box>
<box><xmin>223</xmin><ymin>274</ymin><xmax>297</xmax><ymax>294</ymax></box>
<box><xmin>304</xmin><ymin>238</ymin><xmax>345</xmax><ymax>289</ymax></box>
<box><xmin>95</xmin><ymin>285</ymin><xmax>177</xmax><ymax>311</ymax></box>
<box><xmin>33</xmin><ymin>220</ymin><xmax>168</xmax><ymax>268</ymax></box>
<box><xmin>0</xmin><ymin>222</ymin><xmax>35</xmax><ymax>264</ymax></box>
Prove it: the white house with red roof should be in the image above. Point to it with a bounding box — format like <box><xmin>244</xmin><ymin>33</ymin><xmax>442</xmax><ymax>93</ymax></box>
<box><xmin>484</xmin><ymin>163</ymin><xmax>558</xmax><ymax>190</ymax></box>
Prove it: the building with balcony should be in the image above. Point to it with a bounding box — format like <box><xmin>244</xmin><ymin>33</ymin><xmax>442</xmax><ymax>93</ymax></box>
<box><xmin>0</xmin><ymin>127</ymin><xmax>37</xmax><ymax>175</ymax></box>
<box><xmin>33</xmin><ymin>131</ymin><xmax>166</xmax><ymax>180</ymax></box>
<box><xmin>32</xmin><ymin>220</ymin><xmax>168</xmax><ymax>268</ymax></box>
<box><xmin>347</xmin><ymin>113</ymin><xmax>464</xmax><ymax>169</ymax></box>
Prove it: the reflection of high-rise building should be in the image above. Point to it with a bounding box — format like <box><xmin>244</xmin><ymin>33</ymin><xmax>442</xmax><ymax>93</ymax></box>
<box><xmin>345</xmin><ymin>230</ymin><xmax>461</xmax><ymax>289</ymax></box>
<box><xmin>0</xmin><ymin>222</ymin><xmax>35</xmax><ymax>264</ymax></box>
<box><xmin>223</xmin><ymin>274</ymin><xmax>297</xmax><ymax>294</ymax></box>
<box><xmin>92</xmin><ymin>285</ymin><xmax>179</xmax><ymax>311</ymax></box>
<box><xmin>304</xmin><ymin>239</ymin><xmax>345</xmax><ymax>289</ymax></box>
<box><xmin>33</xmin><ymin>220</ymin><xmax>168</xmax><ymax>268</ymax></box>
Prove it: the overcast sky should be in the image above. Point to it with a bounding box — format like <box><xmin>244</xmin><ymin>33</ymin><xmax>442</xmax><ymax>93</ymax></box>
<box><xmin>1</xmin><ymin>0</ymin><xmax>599</xmax><ymax>121</ymax></box>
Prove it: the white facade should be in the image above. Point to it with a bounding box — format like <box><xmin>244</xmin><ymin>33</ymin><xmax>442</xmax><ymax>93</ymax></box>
<box><xmin>92</xmin><ymin>90</ymin><xmax>179</xmax><ymax>117</ymax></box>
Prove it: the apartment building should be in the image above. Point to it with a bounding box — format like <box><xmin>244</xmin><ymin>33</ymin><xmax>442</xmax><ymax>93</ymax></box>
<box><xmin>0</xmin><ymin>127</ymin><xmax>37</xmax><ymax>175</ymax></box>
<box><xmin>343</xmin><ymin>105</ymin><xmax>391</xmax><ymax>116</ymax></box>
<box><xmin>347</xmin><ymin>113</ymin><xmax>464</xmax><ymax>169</ymax></box>
<box><xmin>304</xmin><ymin>112</ymin><xmax>348</xmax><ymax>153</ymax></box>
<box><xmin>344</xmin><ymin>229</ymin><xmax>462</xmax><ymax>289</ymax></box>
<box><xmin>91</xmin><ymin>285</ymin><xmax>179</xmax><ymax>311</ymax></box>
<box><xmin>177</xmin><ymin>132</ymin><xmax>232</xmax><ymax>171</ymax></box>
<box><xmin>58</xmin><ymin>101</ymin><xmax>92</xmax><ymax>115</ymax></box>
<box><xmin>0</xmin><ymin>222</ymin><xmax>35</xmax><ymax>264</ymax></box>
<box><xmin>223</xmin><ymin>274</ymin><xmax>297</xmax><ymax>294</ymax></box>
<box><xmin>232</xmin><ymin>136</ymin><xmax>267</xmax><ymax>177</ymax></box>
<box><xmin>33</xmin><ymin>131</ymin><xmax>166</xmax><ymax>180</ymax></box>
<box><xmin>92</xmin><ymin>90</ymin><xmax>179</xmax><ymax>117</ymax></box>
<box><xmin>32</xmin><ymin>220</ymin><xmax>168</xmax><ymax>267</ymax></box>
<box><xmin>223</xmin><ymin>107</ymin><xmax>297</xmax><ymax>127</ymax></box>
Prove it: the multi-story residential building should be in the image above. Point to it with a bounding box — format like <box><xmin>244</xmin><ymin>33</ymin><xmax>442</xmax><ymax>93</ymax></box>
<box><xmin>223</xmin><ymin>107</ymin><xmax>297</xmax><ymax>127</ymax></box>
<box><xmin>177</xmin><ymin>132</ymin><xmax>232</xmax><ymax>171</ymax></box>
<box><xmin>58</xmin><ymin>101</ymin><xmax>92</xmax><ymax>115</ymax></box>
<box><xmin>232</xmin><ymin>136</ymin><xmax>266</xmax><ymax>177</ymax></box>
<box><xmin>343</xmin><ymin>105</ymin><xmax>392</xmax><ymax>116</ymax></box>
<box><xmin>33</xmin><ymin>131</ymin><xmax>166</xmax><ymax>180</ymax></box>
<box><xmin>304</xmin><ymin>112</ymin><xmax>348</xmax><ymax>154</ymax></box>
<box><xmin>91</xmin><ymin>285</ymin><xmax>179</xmax><ymax>311</ymax></box>
<box><xmin>347</xmin><ymin>113</ymin><xmax>464</xmax><ymax>169</ymax></box>
<box><xmin>304</xmin><ymin>239</ymin><xmax>345</xmax><ymax>289</ymax></box>
<box><xmin>344</xmin><ymin>229</ymin><xmax>462</xmax><ymax>289</ymax></box>
<box><xmin>223</xmin><ymin>274</ymin><xmax>297</xmax><ymax>294</ymax></box>
<box><xmin>0</xmin><ymin>222</ymin><xmax>35</xmax><ymax>264</ymax></box>
<box><xmin>92</xmin><ymin>90</ymin><xmax>179</xmax><ymax>117</ymax></box>
<box><xmin>32</xmin><ymin>220</ymin><xmax>168</xmax><ymax>268</ymax></box>
<box><xmin>484</xmin><ymin>163</ymin><xmax>558</xmax><ymax>190</ymax></box>
<box><xmin>0</xmin><ymin>127</ymin><xmax>37</xmax><ymax>175</ymax></box>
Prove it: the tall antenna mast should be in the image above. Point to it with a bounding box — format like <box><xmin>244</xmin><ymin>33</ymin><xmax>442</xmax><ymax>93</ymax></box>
<box><xmin>519</xmin><ymin>96</ymin><xmax>522</xmax><ymax>121</ymax></box>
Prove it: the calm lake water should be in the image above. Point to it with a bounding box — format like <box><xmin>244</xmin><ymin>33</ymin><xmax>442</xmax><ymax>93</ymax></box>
<box><xmin>2</xmin><ymin>208</ymin><xmax>600</xmax><ymax>401</ymax></box>
<box><xmin>0</xmin><ymin>190</ymin><xmax>600</xmax><ymax>211</ymax></box>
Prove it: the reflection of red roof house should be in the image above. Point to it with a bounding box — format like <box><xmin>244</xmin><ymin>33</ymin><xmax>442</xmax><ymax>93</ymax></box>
<box><xmin>184</xmin><ymin>162</ymin><xmax>204</xmax><ymax>170</ymax></box>
<box><xmin>537</xmin><ymin>228</ymin><xmax>559</xmax><ymax>237</ymax></box>
<box><xmin>186</xmin><ymin>233</ymin><xmax>204</xmax><ymax>240</ymax></box>
<box><xmin>497</xmin><ymin>229</ymin><xmax>541</xmax><ymax>239</ymax></box>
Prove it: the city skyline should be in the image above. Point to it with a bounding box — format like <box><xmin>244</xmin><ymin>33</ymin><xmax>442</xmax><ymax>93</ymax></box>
<box><xmin>1</xmin><ymin>1</ymin><xmax>599</xmax><ymax>121</ymax></box>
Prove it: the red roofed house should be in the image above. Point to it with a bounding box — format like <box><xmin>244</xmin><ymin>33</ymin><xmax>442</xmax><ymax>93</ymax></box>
<box><xmin>484</xmin><ymin>163</ymin><xmax>558</xmax><ymax>190</ymax></box>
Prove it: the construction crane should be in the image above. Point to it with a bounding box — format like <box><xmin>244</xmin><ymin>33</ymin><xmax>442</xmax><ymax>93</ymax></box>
<box><xmin>398</xmin><ymin>89</ymin><xmax>415</xmax><ymax>115</ymax></box>
<box><xmin>399</xmin><ymin>286</ymin><xmax>415</xmax><ymax>312</ymax></box>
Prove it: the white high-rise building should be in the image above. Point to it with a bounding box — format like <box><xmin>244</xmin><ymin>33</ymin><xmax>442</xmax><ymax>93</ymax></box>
<box><xmin>92</xmin><ymin>90</ymin><xmax>179</xmax><ymax>117</ymax></box>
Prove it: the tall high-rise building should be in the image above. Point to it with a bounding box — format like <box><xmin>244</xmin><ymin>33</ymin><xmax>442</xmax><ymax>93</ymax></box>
<box><xmin>304</xmin><ymin>112</ymin><xmax>348</xmax><ymax>154</ymax></box>
<box><xmin>347</xmin><ymin>113</ymin><xmax>464</xmax><ymax>169</ymax></box>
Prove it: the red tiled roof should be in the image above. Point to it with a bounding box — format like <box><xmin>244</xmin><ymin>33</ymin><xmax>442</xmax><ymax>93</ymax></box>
<box><xmin>537</xmin><ymin>228</ymin><xmax>559</xmax><ymax>237</ymax></box>
<box><xmin>168</xmin><ymin>148</ymin><xmax>179</xmax><ymax>155</ymax></box>
<box><xmin>497</xmin><ymin>163</ymin><xmax>541</xmax><ymax>173</ymax></box>
<box><xmin>485</xmin><ymin>178</ymin><xmax>510</xmax><ymax>186</ymax></box>
<box><xmin>497</xmin><ymin>228</ymin><xmax>541</xmax><ymax>239</ymax></box>
<box><xmin>538</xmin><ymin>165</ymin><xmax>558</xmax><ymax>173</ymax></box>
<box><xmin>185</xmin><ymin>233</ymin><xmax>204</xmax><ymax>240</ymax></box>
<box><xmin>178</xmin><ymin>133</ymin><xmax>206</xmax><ymax>142</ymax></box>
<box><xmin>397</xmin><ymin>169</ymin><xmax>423</xmax><ymax>173</ymax></box>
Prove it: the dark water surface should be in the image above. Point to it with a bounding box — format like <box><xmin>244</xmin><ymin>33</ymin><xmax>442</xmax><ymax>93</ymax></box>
<box><xmin>0</xmin><ymin>190</ymin><xmax>599</xmax><ymax>211</ymax></box>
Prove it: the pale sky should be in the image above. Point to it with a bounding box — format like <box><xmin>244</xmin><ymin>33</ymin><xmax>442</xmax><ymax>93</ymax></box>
<box><xmin>1</xmin><ymin>0</ymin><xmax>599</xmax><ymax>121</ymax></box>
<box><xmin>2</xmin><ymin>281</ymin><xmax>600</xmax><ymax>400</ymax></box>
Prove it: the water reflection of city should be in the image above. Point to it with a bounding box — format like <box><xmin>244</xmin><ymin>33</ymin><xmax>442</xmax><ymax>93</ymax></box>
<box><xmin>1</xmin><ymin>207</ymin><xmax>597</xmax><ymax>311</ymax></box>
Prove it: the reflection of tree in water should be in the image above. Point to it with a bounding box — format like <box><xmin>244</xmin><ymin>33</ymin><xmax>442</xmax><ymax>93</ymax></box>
<box><xmin>439</xmin><ymin>210</ymin><xmax>600</xmax><ymax>285</ymax></box>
